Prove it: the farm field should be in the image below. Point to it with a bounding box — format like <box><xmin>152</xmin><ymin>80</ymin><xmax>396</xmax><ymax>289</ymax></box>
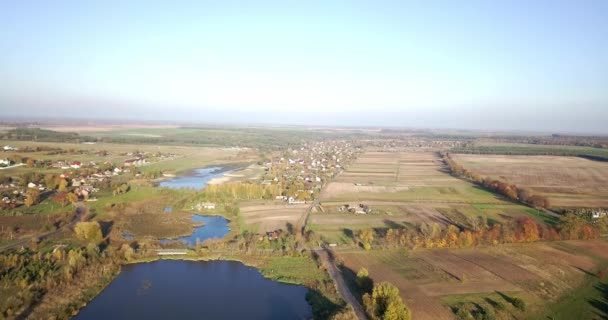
<box><xmin>238</xmin><ymin>201</ymin><xmax>308</xmax><ymax>233</ymax></box>
<box><xmin>336</xmin><ymin>240</ymin><xmax>608</xmax><ymax>320</ymax></box>
<box><xmin>452</xmin><ymin>154</ymin><xmax>608</xmax><ymax>208</ymax></box>
<box><xmin>313</xmin><ymin>152</ymin><xmax>554</xmax><ymax>244</ymax></box>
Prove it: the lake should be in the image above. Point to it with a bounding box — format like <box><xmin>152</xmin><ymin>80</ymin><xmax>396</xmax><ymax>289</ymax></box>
<box><xmin>158</xmin><ymin>166</ymin><xmax>231</xmax><ymax>189</ymax></box>
<box><xmin>161</xmin><ymin>215</ymin><xmax>230</xmax><ymax>246</ymax></box>
<box><xmin>73</xmin><ymin>260</ymin><xmax>313</xmax><ymax>320</ymax></box>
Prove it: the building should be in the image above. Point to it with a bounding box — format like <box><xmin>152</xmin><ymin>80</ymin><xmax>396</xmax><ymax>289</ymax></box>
<box><xmin>592</xmin><ymin>210</ymin><xmax>607</xmax><ymax>219</ymax></box>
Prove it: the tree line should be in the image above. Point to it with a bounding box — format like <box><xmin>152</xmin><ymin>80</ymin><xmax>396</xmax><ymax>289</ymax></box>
<box><xmin>355</xmin><ymin>213</ymin><xmax>599</xmax><ymax>251</ymax></box>
<box><xmin>441</xmin><ymin>152</ymin><xmax>551</xmax><ymax>209</ymax></box>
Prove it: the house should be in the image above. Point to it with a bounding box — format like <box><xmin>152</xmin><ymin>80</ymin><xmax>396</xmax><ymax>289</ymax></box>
<box><xmin>266</xmin><ymin>230</ymin><xmax>283</xmax><ymax>241</ymax></box>
<box><xmin>70</xmin><ymin>161</ymin><xmax>82</xmax><ymax>169</ymax></box>
<box><xmin>288</xmin><ymin>197</ymin><xmax>305</xmax><ymax>205</ymax></box>
<box><xmin>124</xmin><ymin>158</ymin><xmax>147</xmax><ymax>167</ymax></box>
<box><xmin>0</xmin><ymin>159</ymin><xmax>10</xmax><ymax>166</ymax></box>
<box><xmin>592</xmin><ymin>210</ymin><xmax>608</xmax><ymax>219</ymax></box>
<box><xmin>27</xmin><ymin>182</ymin><xmax>37</xmax><ymax>188</ymax></box>
<box><xmin>193</xmin><ymin>202</ymin><xmax>216</xmax><ymax>210</ymax></box>
<box><xmin>164</xmin><ymin>207</ymin><xmax>173</xmax><ymax>214</ymax></box>
<box><xmin>3</xmin><ymin>146</ymin><xmax>17</xmax><ymax>151</ymax></box>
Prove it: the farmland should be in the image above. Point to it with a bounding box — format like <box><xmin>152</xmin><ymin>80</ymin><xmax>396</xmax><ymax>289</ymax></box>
<box><xmin>312</xmin><ymin>151</ymin><xmax>553</xmax><ymax>244</ymax></box>
<box><xmin>451</xmin><ymin>154</ymin><xmax>608</xmax><ymax>208</ymax></box>
<box><xmin>238</xmin><ymin>201</ymin><xmax>308</xmax><ymax>233</ymax></box>
<box><xmin>336</xmin><ymin>240</ymin><xmax>608</xmax><ymax>320</ymax></box>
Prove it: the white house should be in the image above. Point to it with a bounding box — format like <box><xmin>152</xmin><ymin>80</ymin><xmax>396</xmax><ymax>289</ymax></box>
<box><xmin>0</xmin><ymin>159</ymin><xmax>10</xmax><ymax>166</ymax></box>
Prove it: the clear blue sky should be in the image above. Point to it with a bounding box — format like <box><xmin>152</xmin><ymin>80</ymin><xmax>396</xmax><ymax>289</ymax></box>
<box><xmin>1</xmin><ymin>1</ymin><xmax>607</xmax><ymax>133</ymax></box>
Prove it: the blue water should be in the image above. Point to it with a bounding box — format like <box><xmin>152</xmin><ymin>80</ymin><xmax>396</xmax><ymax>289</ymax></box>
<box><xmin>159</xmin><ymin>166</ymin><xmax>228</xmax><ymax>190</ymax></box>
<box><xmin>73</xmin><ymin>260</ymin><xmax>312</xmax><ymax>320</ymax></box>
<box><xmin>161</xmin><ymin>215</ymin><xmax>230</xmax><ymax>246</ymax></box>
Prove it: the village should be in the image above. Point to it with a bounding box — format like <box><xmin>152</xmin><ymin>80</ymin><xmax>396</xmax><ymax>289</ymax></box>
<box><xmin>261</xmin><ymin>140</ymin><xmax>359</xmax><ymax>203</ymax></box>
<box><xmin>0</xmin><ymin>145</ymin><xmax>178</xmax><ymax>209</ymax></box>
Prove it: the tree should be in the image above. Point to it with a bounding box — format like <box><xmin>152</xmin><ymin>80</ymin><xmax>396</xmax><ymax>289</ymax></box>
<box><xmin>356</xmin><ymin>267</ymin><xmax>373</xmax><ymax>293</ymax></box>
<box><xmin>44</xmin><ymin>174</ymin><xmax>59</xmax><ymax>190</ymax></box>
<box><xmin>52</xmin><ymin>192</ymin><xmax>69</xmax><ymax>206</ymax></box>
<box><xmin>120</xmin><ymin>243</ymin><xmax>135</xmax><ymax>261</ymax></box>
<box><xmin>517</xmin><ymin>188</ymin><xmax>533</xmax><ymax>203</ymax></box>
<box><xmin>67</xmin><ymin>192</ymin><xmax>79</xmax><ymax>204</ymax></box>
<box><xmin>26</xmin><ymin>158</ymin><xmax>36</xmax><ymax>168</ymax></box>
<box><xmin>58</xmin><ymin>179</ymin><xmax>68</xmax><ymax>192</ymax></box>
<box><xmin>74</xmin><ymin>221</ymin><xmax>102</xmax><ymax>243</ymax></box>
<box><xmin>359</xmin><ymin>229</ymin><xmax>374</xmax><ymax>250</ymax></box>
<box><xmin>363</xmin><ymin>282</ymin><xmax>411</xmax><ymax>320</ymax></box>
<box><xmin>24</xmin><ymin>188</ymin><xmax>40</xmax><ymax>207</ymax></box>
<box><xmin>519</xmin><ymin>217</ymin><xmax>540</xmax><ymax>242</ymax></box>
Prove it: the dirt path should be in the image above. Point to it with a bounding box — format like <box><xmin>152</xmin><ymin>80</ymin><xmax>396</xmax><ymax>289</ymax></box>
<box><xmin>315</xmin><ymin>248</ymin><xmax>368</xmax><ymax>320</ymax></box>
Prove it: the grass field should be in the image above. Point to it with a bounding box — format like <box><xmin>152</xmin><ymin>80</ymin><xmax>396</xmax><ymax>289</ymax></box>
<box><xmin>452</xmin><ymin>154</ymin><xmax>608</xmax><ymax>208</ymax></box>
<box><xmin>452</xmin><ymin>141</ymin><xmax>608</xmax><ymax>160</ymax></box>
<box><xmin>335</xmin><ymin>240</ymin><xmax>608</xmax><ymax>320</ymax></box>
<box><xmin>313</xmin><ymin>151</ymin><xmax>554</xmax><ymax>244</ymax></box>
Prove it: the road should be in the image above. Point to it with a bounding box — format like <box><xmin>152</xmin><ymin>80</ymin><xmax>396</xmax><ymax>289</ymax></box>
<box><xmin>0</xmin><ymin>205</ymin><xmax>86</xmax><ymax>253</ymax></box>
<box><xmin>297</xmin><ymin>189</ymin><xmax>367</xmax><ymax>319</ymax></box>
<box><xmin>314</xmin><ymin>248</ymin><xmax>368</xmax><ymax>320</ymax></box>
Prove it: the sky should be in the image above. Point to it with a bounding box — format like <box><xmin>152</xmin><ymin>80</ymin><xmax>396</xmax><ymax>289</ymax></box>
<box><xmin>1</xmin><ymin>1</ymin><xmax>607</xmax><ymax>133</ymax></box>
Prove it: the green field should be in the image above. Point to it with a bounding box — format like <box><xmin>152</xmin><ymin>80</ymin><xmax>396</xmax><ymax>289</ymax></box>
<box><xmin>452</xmin><ymin>142</ymin><xmax>608</xmax><ymax>160</ymax></box>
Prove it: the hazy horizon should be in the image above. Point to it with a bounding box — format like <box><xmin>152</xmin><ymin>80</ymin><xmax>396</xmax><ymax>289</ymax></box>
<box><xmin>1</xmin><ymin>1</ymin><xmax>607</xmax><ymax>134</ymax></box>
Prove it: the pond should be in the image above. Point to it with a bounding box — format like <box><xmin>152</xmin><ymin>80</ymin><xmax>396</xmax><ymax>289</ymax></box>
<box><xmin>73</xmin><ymin>260</ymin><xmax>312</xmax><ymax>320</ymax></box>
<box><xmin>161</xmin><ymin>215</ymin><xmax>230</xmax><ymax>246</ymax></box>
<box><xmin>158</xmin><ymin>166</ymin><xmax>232</xmax><ymax>190</ymax></box>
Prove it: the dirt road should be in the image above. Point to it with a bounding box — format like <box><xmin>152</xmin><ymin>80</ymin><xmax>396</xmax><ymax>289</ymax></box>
<box><xmin>315</xmin><ymin>248</ymin><xmax>368</xmax><ymax>320</ymax></box>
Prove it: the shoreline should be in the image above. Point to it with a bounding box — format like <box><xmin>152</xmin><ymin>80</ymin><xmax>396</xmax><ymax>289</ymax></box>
<box><xmin>152</xmin><ymin>162</ymin><xmax>248</xmax><ymax>186</ymax></box>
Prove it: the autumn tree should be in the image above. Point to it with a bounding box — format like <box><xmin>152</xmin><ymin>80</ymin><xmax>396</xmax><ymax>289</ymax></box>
<box><xmin>44</xmin><ymin>174</ymin><xmax>59</xmax><ymax>190</ymax></box>
<box><xmin>519</xmin><ymin>217</ymin><xmax>540</xmax><ymax>242</ymax></box>
<box><xmin>74</xmin><ymin>221</ymin><xmax>102</xmax><ymax>243</ymax></box>
<box><xmin>26</xmin><ymin>158</ymin><xmax>36</xmax><ymax>168</ymax></box>
<box><xmin>363</xmin><ymin>282</ymin><xmax>411</xmax><ymax>320</ymax></box>
<box><xmin>24</xmin><ymin>188</ymin><xmax>40</xmax><ymax>207</ymax></box>
<box><xmin>359</xmin><ymin>229</ymin><xmax>375</xmax><ymax>250</ymax></box>
<box><xmin>52</xmin><ymin>192</ymin><xmax>69</xmax><ymax>206</ymax></box>
<box><xmin>356</xmin><ymin>267</ymin><xmax>373</xmax><ymax>293</ymax></box>
<box><xmin>58</xmin><ymin>179</ymin><xmax>69</xmax><ymax>192</ymax></box>
<box><xmin>67</xmin><ymin>192</ymin><xmax>79</xmax><ymax>204</ymax></box>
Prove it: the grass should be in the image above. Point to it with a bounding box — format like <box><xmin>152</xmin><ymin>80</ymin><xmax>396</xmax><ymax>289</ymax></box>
<box><xmin>259</xmin><ymin>256</ymin><xmax>328</xmax><ymax>285</ymax></box>
<box><xmin>440</xmin><ymin>291</ymin><xmax>529</xmax><ymax>319</ymax></box>
<box><xmin>535</xmin><ymin>264</ymin><xmax>608</xmax><ymax>319</ymax></box>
